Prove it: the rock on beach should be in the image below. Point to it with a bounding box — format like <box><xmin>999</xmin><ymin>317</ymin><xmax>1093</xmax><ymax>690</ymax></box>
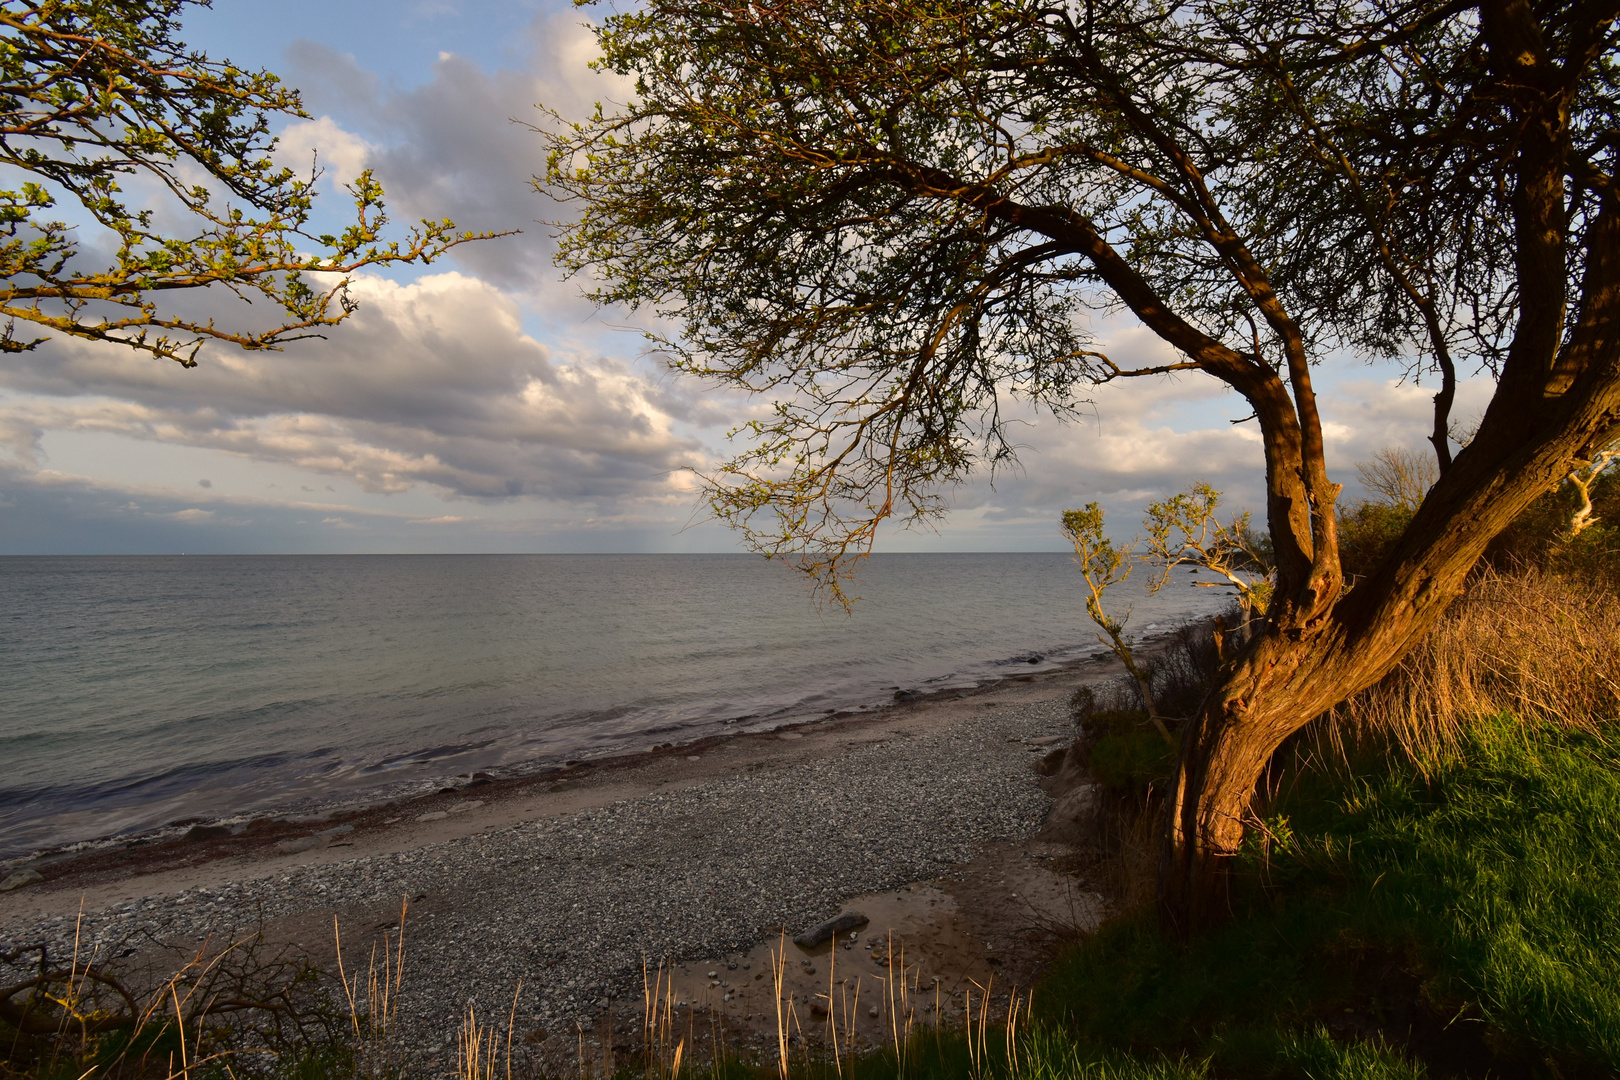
<box><xmin>0</xmin><ymin>869</ymin><xmax>42</xmax><ymax>892</ymax></box>
<box><xmin>793</xmin><ymin>910</ymin><xmax>870</xmax><ymax>948</ymax></box>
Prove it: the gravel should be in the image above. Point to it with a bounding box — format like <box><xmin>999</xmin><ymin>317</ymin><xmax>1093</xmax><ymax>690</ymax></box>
<box><xmin>0</xmin><ymin>699</ymin><xmax>1069</xmax><ymax>1061</ymax></box>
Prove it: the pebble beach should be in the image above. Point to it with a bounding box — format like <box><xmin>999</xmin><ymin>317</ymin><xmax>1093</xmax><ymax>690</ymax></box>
<box><xmin>0</xmin><ymin>671</ymin><xmax>1114</xmax><ymax>1070</ymax></box>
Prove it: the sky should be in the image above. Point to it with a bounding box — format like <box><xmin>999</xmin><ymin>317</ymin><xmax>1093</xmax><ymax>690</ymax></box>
<box><xmin>0</xmin><ymin>0</ymin><xmax>1495</xmax><ymax>556</ymax></box>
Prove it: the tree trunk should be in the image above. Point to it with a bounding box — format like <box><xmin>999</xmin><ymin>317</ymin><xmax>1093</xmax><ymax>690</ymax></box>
<box><xmin>1158</xmin><ymin>348</ymin><xmax>1620</xmax><ymax>933</ymax></box>
<box><xmin>1158</xmin><ymin>619</ymin><xmax>1361</xmax><ymax>935</ymax></box>
<box><xmin>1154</xmin><ymin>8</ymin><xmax>1620</xmax><ymax>924</ymax></box>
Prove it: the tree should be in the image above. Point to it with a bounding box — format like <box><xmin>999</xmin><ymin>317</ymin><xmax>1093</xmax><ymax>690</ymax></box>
<box><xmin>1139</xmin><ymin>484</ymin><xmax>1272</xmax><ymax>624</ymax></box>
<box><xmin>1063</xmin><ymin>485</ymin><xmax>1271</xmax><ymax>744</ymax></box>
<box><xmin>1060</xmin><ymin>502</ymin><xmax>1175</xmax><ymax>747</ymax></box>
<box><xmin>1355</xmin><ymin>448</ymin><xmax>1438</xmax><ymax>516</ymax></box>
<box><xmin>0</xmin><ymin>0</ymin><xmax>497</xmax><ymax>367</ymax></box>
<box><xmin>541</xmin><ymin>0</ymin><xmax>1620</xmax><ymax>931</ymax></box>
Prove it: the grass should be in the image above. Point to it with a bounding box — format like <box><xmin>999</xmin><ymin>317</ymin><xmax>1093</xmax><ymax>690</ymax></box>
<box><xmin>1329</xmin><ymin>565</ymin><xmax>1620</xmax><ymax>759</ymax></box>
<box><xmin>1033</xmin><ymin>714</ymin><xmax>1620</xmax><ymax>1078</ymax></box>
<box><xmin>16</xmin><ymin>718</ymin><xmax>1619</xmax><ymax>1080</ymax></box>
<box><xmin>742</xmin><ymin>708</ymin><xmax>1620</xmax><ymax>1080</ymax></box>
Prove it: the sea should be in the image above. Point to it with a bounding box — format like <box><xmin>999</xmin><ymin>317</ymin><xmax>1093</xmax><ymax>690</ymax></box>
<box><xmin>0</xmin><ymin>553</ymin><xmax>1233</xmax><ymax>858</ymax></box>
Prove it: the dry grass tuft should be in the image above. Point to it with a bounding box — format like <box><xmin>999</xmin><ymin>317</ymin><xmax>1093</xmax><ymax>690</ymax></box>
<box><xmin>334</xmin><ymin>900</ymin><xmax>409</xmax><ymax>1080</ymax></box>
<box><xmin>1330</xmin><ymin>566</ymin><xmax>1620</xmax><ymax>763</ymax></box>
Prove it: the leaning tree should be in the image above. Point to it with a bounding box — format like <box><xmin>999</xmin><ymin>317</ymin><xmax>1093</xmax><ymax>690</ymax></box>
<box><xmin>540</xmin><ymin>0</ymin><xmax>1620</xmax><ymax>931</ymax></box>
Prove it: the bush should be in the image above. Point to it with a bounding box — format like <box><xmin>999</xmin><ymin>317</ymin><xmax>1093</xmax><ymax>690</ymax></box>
<box><xmin>1086</xmin><ymin>716</ymin><xmax>1175</xmax><ymax>797</ymax></box>
<box><xmin>1484</xmin><ymin>464</ymin><xmax>1620</xmax><ymax>577</ymax></box>
<box><xmin>1337</xmin><ymin>501</ymin><xmax>1414</xmax><ymax>582</ymax></box>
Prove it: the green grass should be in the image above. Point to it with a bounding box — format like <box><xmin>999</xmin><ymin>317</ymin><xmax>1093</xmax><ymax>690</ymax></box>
<box><xmin>1081</xmin><ymin>710</ymin><xmax>1175</xmax><ymax>797</ymax></box>
<box><xmin>1036</xmin><ymin>714</ymin><xmax>1620</xmax><ymax>1078</ymax></box>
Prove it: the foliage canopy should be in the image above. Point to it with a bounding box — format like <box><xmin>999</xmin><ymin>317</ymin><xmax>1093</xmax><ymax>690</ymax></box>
<box><xmin>545</xmin><ymin>0</ymin><xmax>1620</xmax><ymax>926</ymax></box>
<box><xmin>0</xmin><ymin>0</ymin><xmax>496</xmax><ymax>366</ymax></box>
<box><xmin>545</xmin><ymin>0</ymin><xmax>1614</xmax><ymax>589</ymax></box>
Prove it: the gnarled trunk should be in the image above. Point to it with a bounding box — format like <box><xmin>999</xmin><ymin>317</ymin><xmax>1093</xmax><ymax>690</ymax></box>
<box><xmin>1159</xmin><ymin>308</ymin><xmax>1620</xmax><ymax>932</ymax></box>
<box><xmin>1153</xmin><ymin>0</ymin><xmax>1620</xmax><ymax>932</ymax></box>
<box><xmin>1158</xmin><ymin>610</ymin><xmax>1400</xmax><ymax>935</ymax></box>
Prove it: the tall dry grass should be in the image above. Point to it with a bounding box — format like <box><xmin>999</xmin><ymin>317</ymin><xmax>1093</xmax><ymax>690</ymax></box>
<box><xmin>1330</xmin><ymin>566</ymin><xmax>1620</xmax><ymax>762</ymax></box>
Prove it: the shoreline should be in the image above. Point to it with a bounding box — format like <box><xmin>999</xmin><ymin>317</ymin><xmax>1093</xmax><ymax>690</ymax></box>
<box><xmin>0</xmin><ymin>624</ymin><xmax>1198</xmax><ymax>876</ymax></box>
<box><xmin>0</xmin><ymin>642</ymin><xmax>1159</xmax><ymax>1071</ymax></box>
<box><xmin>0</xmin><ymin>622</ymin><xmax>1213</xmax><ymax>1074</ymax></box>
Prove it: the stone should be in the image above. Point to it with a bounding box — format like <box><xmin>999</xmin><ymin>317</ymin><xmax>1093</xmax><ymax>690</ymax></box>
<box><xmin>793</xmin><ymin>910</ymin><xmax>869</xmax><ymax>949</ymax></box>
<box><xmin>416</xmin><ymin>811</ymin><xmax>449</xmax><ymax>822</ymax></box>
<box><xmin>316</xmin><ymin>824</ymin><xmax>354</xmax><ymax>837</ymax></box>
<box><xmin>1032</xmin><ymin>747</ymin><xmax>1068</xmax><ymax>777</ymax></box>
<box><xmin>447</xmin><ymin>801</ymin><xmax>483</xmax><ymax>815</ymax></box>
<box><xmin>1039</xmin><ymin>783</ymin><xmax>1104</xmax><ymax>848</ymax></box>
<box><xmin>0</xmin><ymin>869</ymin><xmax>43</xmax><ymax>892</ymax></box>
<box><xmin>274</xmin><ymin>835</ymin><xmax>324</xmax><ymax>854</ymax></box>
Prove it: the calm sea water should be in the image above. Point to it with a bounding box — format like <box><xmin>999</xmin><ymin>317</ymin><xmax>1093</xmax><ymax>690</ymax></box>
<box><xmin>0</xmin><ymin>554</ymin><xmax>1231</xmax><ymax>857</ymax></box>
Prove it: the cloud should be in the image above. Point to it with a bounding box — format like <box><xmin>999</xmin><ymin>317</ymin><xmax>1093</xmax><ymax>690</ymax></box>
<box><xmin>0</xmin><ymin>271</ymin><xmax>709</xmax><ymax>508</ymax></box>
<box><xmin>0</xmin><ymin>7</ymin><xmax>1504</xmax><ymax>556</ymax></box>
<box><xmin>273</xmin><ymin>116</ymin><xmax>376</xmax><ymax>199</ymax></box>
<box><xmin>282</xmin><ymin>12</ymin><xmax>630</xmax><ymax>293</ymax></box>
<box><xmin>874</xmin><ymin>356</ymin><xmax>1493</xmax><ymax>549</ymax></box>
<box><xmin>0</xmin><ymin>456</ymin><xmax>745</xmax><ymax>554</ymax></box>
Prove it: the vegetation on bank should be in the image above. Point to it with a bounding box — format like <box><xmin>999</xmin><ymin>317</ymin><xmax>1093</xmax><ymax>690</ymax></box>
<box><xmin>785</xmin><ymin>529</ymin><xmax>1620</xmax><ymax>1079</ymax></box>
<box><xmin>690</xmin><ymin>696</ymin><xmax>1620</xmax><ymax>1079</ymax></box>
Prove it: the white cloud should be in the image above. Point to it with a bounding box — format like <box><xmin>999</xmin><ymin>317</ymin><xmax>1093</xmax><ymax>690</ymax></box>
<box><xmin>0</xmin><ymin>5</ymin><xmax>1506</xmax><ymax>555</ymax></box>
<box><xmin>0</xmin><ymin>271</ymin><xmax>709</xmax><ymax>508</ymax></box>
<box><xmin>282</xmin><ymin>12</ymin><xmax>631</xmax><ymax>294</ymax></box>
<box><xmin>274</xmin><ymin>116</ymin><xmax>376</xmax><ymax>198</ymax></box>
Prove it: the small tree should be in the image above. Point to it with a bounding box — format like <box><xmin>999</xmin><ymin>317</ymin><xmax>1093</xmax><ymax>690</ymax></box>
<box><xmin>1354</xmin><ymin>449</ymin><xmax>1439</xmax><ymax>517</ymax></box>
<box><xmin>1061</xmin><ymin>503</ymin><xmax>1172</xmax><ymax>745</ymax></box>
<box><xmin>1141</xmin><ymin>484</ymin><xmax>1273</xmax><ymax>625</ymax></box>
<box><xmin>0</xmin><ymin>0</ymin><xmax>500</xmax><ymax>366</ymax></box>
<box><xmin>1066</xmin><ymin>486</ymin><xmax>1273</xmax><ymax>737</ymax></box>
